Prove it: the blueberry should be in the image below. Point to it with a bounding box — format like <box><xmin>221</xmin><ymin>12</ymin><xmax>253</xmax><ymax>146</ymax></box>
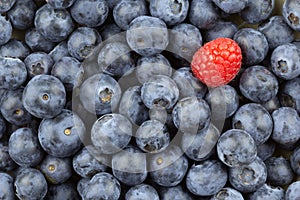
<box><xmin>47</xmin><ymin>0</ymin><xmax>76</xmax><ymax>9</ymax></box>
<box><xmin>0</xmin><ymin>115</ymin><xmax>5</xmax><ymax>139</ymax></box>
<box><xmin>160</xmin><ymin>185</ymin><xmax>194</xmax><ymax>200</ymax></box>
<box><xmin>126</xmin><ymin>16</ymin><xmax>169</xmax><ymax>57</ymax></box>
<box><xmin>14</xmin><ymin>167</ymin><xmax>48</xmax><ymax>200</ymax></box>
<box><xmin>25</xmin><ymin>28</ymin><xmax>56</xmax><ymax>53</ymax></box>
<box><xmin>8</xmin><ymin>127</ymin><xmax>44</xmax><ymax>167</ymax></box>
<box><xmin>100</xmin><ymin>23</ymin><xmax>122</xmax><ymax>41</ymax></box>
<box><xmin>283</xmin><ymin>0</ymin><xmax>300</xmax><ymax>31</ymax></box>
<box><xmin>125</xmin><ymin>184</ymin><xmax>160</xmax><ymax>200</ymax></box>
<box><xmin>265</xmin><ymin>156</ymin><xmax>294</xmax><ymax>186</ymax></box>
<box><xmin>0</xmin><ymin>172</ymin><xmax>14</xmax><ymax>200</ymax></box>
<box><xmin>91</xmin><ymin>113</ymin><xmax>132</xmax><ymax>154</ymax></box>
<box><xmin>239</xmin><ymin>0</ymin><xmax>274</xmax><ymax>24</ymax></box>
<box><xmin>261</xmin><ymin>95</ymin><xmax>281</xmax><ymax>114</ymax></box>
<box><xmin>271</xmin><ymin>107</ymin><xmax>300</xmax><ymax>147</ymax></box>
<box><xmin>279</xmin><ymin>77</ymin><xmax>300</xmax><ymax>113</ymax></box>
<box><xmin>24</xmin><ymin>52</ymin><xmax>54</xmax><ymax>78</ymax></box>
<box><xmin>217</xmin><ymin>129</ymin><xmax>257</xmax><ymax>167</ymax></box>
<box><xmin>0</xmin><ymin>0</ymin><xmax>16</xmax><ymax>13</ymax></box>
<box><xmin>79</xmin><ymin>73</ymin><xmax>122</xmax><ymax>116</ymax></box>
<box><xmin>49</xmin><ymin>41</ymin><xmax>71</xmax><ymax>63</ymax></box>
<box><xmin>0</xmin><ymin>39</ymin><xmax>30</xmax><ymax>59</ymax></box>
<box><xmin>285</xmin><ymin>181</ymin><xmax>300</xmax><ymax>200</ymax></box>
<box><xmin>213</xmin><ymin>0</ymin><xmax>248</xmax><ymax>14</ymax></box>
<box><xmin>291</xmin><ymin>146</ymin><xmax>300</xmax><ymax>175</ymax></box>
<box><xmin>211</xmin><ymin>187</ymin><xmax>244</xmax><ymax>200</ymax></box>
<box><xmin>189</xmin><ymin>0</ymin><xmax>220</xmax><ymax>29</ymax></box>
<box><xmin>70</xmin><ymin>0</ymin><xmax>108</xmax><ymax>28</ymax></box>
<box><xmin>77</xmin><ymin>178</ymin><xmax>90</xmax><ymax>198</ymax></box>
<box><xmin>0</xmin><ymin>15</ymin><xmax>12</xmax><ymax>46</ymax></box>
<box><xmin>0</xmin><ymin>88</ymin><xmax>33</xmax><ymax>126</ymax></box>
<box><xmin>82</xmin><ymin>172</ymin><xmax>121</xmax><ymax>200</ymax></box>
<box><xmin>34</xmin><ymin>4</ymin><xmax>75</xmax><ymax>42</ymax></box>
<box><xmin>135</xmin><ymin>119</ymin><xmax>170</xmax><ymax>153</ymax></box>
<box><xmin>203</xmin><ymin>21</ymin><xmax>238</xmax><ymax>42</ymax></box>
<box><xmin>172</xmin><ymin>96</ymin><xmax>211</xmax><ymax>134</ymax></box>
<box><xmin>51</xmin><ymin>56</ymin><xmax>84</xmax><ymax>91</ymax></box>
<box><xmin>150</xmin><ymin>145</ymin><xmax>189</xmax><ymax>187</ymax></box>
<box><xmin>172</xmin><ymin>67</ymin><xmax>207</xmax><ymax>99</ymax></box>
<box><xmin>181</xmin><ymin>123</ymin><xmax>219</xmax><ymax>161</ymax></box>
<box><xmin>229</xmin><ymin>157</ymin><xmax>267</xmax><ymax>193</ymax></box>
<box><xmin>233</xmin><ymin>28</ymin><xmax>269</xmax><ymax>66</ymax></box>
<box><xmin>248</xmin><ymin>184</ymin><xmax>284</xmax><ymax>200</ymax></box>
<box><xmin>45</xmin><ymin>182</ymin><xmax>80</xmax><ymax>200</ymax></box>
<box><xmin>22</xmin><ymin>75</ymin><xmax>66</xmax><ymax>119</ymax></box>
<box><xmin>186</xmin><ymin>159</ymin><xmax>228</xmax><ymax>196</ymax></box>
<box><xmin>7</xmin><ymin>0</ymin><xmax>37</xmax><ymax>30</ymax></box>
<box><xmin>150</xmin><ymin>0</ymin><xmax>189</xmax><ymax>26</ymax></box>
<box><xmin>113</xmin><ymin>0</ymin><xmax>148</xmax><ymax>30</ymax></box>
<box><xmin>72</xmin><ymin>145</ymin><xmax>108</xmax><ymax>178</ymax></box>
<box><xmin>256</xmin><ymin>140</ymin><xmax>276</xmax><ymax>161</ymax></box>
<box><xmin>0</xmin><ymin>143</ymin><xmax>17</xmax><ymax>171</ymax></box>
<box><xmin>239</xmin><ymin>65</ymin><xmax>279</xmax><ymax>103</ymax></box>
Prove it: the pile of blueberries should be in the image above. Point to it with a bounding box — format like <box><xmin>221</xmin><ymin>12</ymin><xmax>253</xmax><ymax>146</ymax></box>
<box><xmin>1</xmin><ymin>0</ymin><xmax>300</xmax><ymax>199</ymax></box>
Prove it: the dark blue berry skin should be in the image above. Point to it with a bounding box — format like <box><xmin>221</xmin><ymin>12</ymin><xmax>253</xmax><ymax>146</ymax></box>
<box><xmin>258</xmin><ymin>15</ymin><xmax>294</xmax><ymax>49</ymax></box>
<box><xmin>49</xmin><ymin>41</ymin><xmax>70</xmax><ymax>63</ymax></box>
<box><xmin>8</xmin><ymin>127</ymin><xmax>44</xmax><ymax>167</ymax></box>
<box><xmin>91</xmin><ymin>113</ymin><xmax>132</xmax><ymax>154</ymax></box>
<box><xmin>211</xmin><ymin>187</ymin><xmax>244</xmax><ymax>200</ymax></box>
<box><xmin>38</xmin><ymin>109</ymin><xmax>85</xmax><ymax>157</ymax></box>
<box><xmin>0</xmin><ymin>172</ymin><xmax>14</xmax><ymax>200</ymax></box>
<box><xmin>113</xmin><ymin>0</ymin><xmax>148</xmax><ymax>30</ymax></box>
<box><xmin>136</xmin><ymin>54</ymin><xmax>172</xmax><ymax>84</ymax></box>
<box><xmin>45</xmin><ymin>182</ymin><xmax>80</xmax><ymax>200</ymax></box>
<box><xmin>0</xmin><ymin>39</ymin><xmax>30</xmax><ymax>59</ymax></box>
<box><xmin>70</xmin><ymin>0</ymin><xmax>108</xmax><ymax>28</ymax></box>
<box><xmin>126</xmin><ymin>16</ymin><xmax>169</xmax><ymax>57</ymax></box>
<box><xmin>97</xmin><ymin>41</ymin><xmax>136</xmax><ymax>78</ymax></box>
<box><xmin>136</xmin><ymin>119</ymin><xmax>170</xmax><ymax>153</ymax></box>
<box><xmin>186</xmin><ymin>159</ymin><xmax>228</xmax><ymax>196</ymax></box>
<box><xmin>100</xmin><ymin>23</ymin><xmax>122</xmax><ymax>41</ymax></box>
<box><xmin>82</xmin><ymin>172</ymin><xmax>121</xmax><ymax>200</ymax></box>
<box><xmin>0</xmin><ymin>15</ymin><xmax>12</xmax><ymax>46</ymax></box>
<box><xmin>217</xmin><ymin>129</ymin><xmax>257</xmax><ymax>167</ymax></box>
<box><xmin>189</xmin><ymin>0</ymin><xmax>220</xmax><ymax>30</ymax></box>
<box><xmin>0</xmin><ymin>115</ymin><xmax>5</xmax><ymax>139</ymax></box>
<box><xmin>213</xmin><ymin>0</ymin><xmax>248</xmax><ymax>14</ymax></box>
<box><xmin>248</xmin><ymin>184</ymin><xmax>284</xmax><ymax>200</ymax></box>
<box><xmin>150</xmin><ymin>0</ymin><xmax>189</xmax><ymax>26</ymax></box>
<box><xmin>291</xmin><ymin>146</ymin><xmax>300</xmax><ymax>175</ymax></box>
<box><xmin>126</xmin><ymin>184</ymin><xmax>160</xmax><ymax>200</ymax></box>
<box><xmin>239</xmin><ymin>0</ymin><xmax>274</xmax><ymax>24</ymax></box>
<box><xmin>279</xmin><ymin>77</ymin><xmax>300</xmax><ymax>113</ymax></box>
<box><xmin>229</xmin><ymin>157</ymin><xmax>267</xmax><ymax>193</ymax></box>
<box><xmin>72</xmin><ymin>145</ymin><xmax>108</xmax><ymax>178</ymax></box>
<box><xmin>79</xmin><ymin>73</ymin><xmax>122</xmax><ymax>116</ymax></box>
<box><xmin>51</xmin><ymin>56</ymin><xmax>84</xmax><ymax>92</ymax></box>
<box><xmin>7</xmin><ymin>0</ymin><xmax>37</xmax><ymax>30</ymax></box>
<box><xmin>22</xmin><ymin>75</ymin><xmax>66</xmax><ymax>119</ymax></box>
<box><xmin>256</xmin><ymin>140</ymin><xmax>276</xmax><ymax>161</ymax></box>
<box><xmin>172</xmin><ymin>67</ymin><xmax>207</xmax><ymax>99</ymax></box>
<box><xmin>239</xmin><ymin>65</ymin><xmax>279</xmax><ymax>103</ymax></box>
<box><xmin>0</xmin><ymin>88</ymin><xmax>33</xmax><ymax>126</ymax></box>
<box><xmin>172</xmin><ymin>96</ymin><xmax>211</xmax><ymax>134</ymax></box>
<box><xmin>0</xmin><ymin>143</ymin><xmax>17</xmax><ymax>171</ymax></box>
<box><xmin>118</xmin><ymin>86</ymin><xmax>149</xmax><ymax>126</ymax></box>
<box><xmin>47</xmin><ymin>0</ymin><xmax>76</xmax><ymax>9</ymax></box>
<box><xmin>112</xmin><ymin>145</ymin><xmax>147</xmax><ymax>186</ymax></box>
<box><xmin>40</xmin><ymin>155</ymin><xmax>72</xmax><ymax>184</ymax></box>
<box><xmin>25</xmin><ymin>28</ymin><xmax>56</xmax><ymax>53</ymax></box>
<box><xmin>271</xmin><ymin>43</ymin><xmax>300</xmax><ymax>80</ymax></box>
<box><xmin>233</xmin><ymin>28</ymin><xmax>269</xmax><ymax>66</ymax></box>
<box><xmin>168</xmin><ymin>23</ymin><xmax>202</xmax><ymax>62</ymax></box>
<box><xmin>265</xmin><ymin>156</ymin><xmax>294</xmax><ymax>186</ymax></box>
<box><xmin>203</xmin><ymin>21</ymin><xmax>238</xmax><ymax>42</ymax></box>
<box><xmin>68</xmin><ymin>27</ymin><xmax>102</xmax><ymax>61</ymax></box>
<box><xmin>271</xmin><ymin>107</ymin><xmax>300</xmax><ymax>147</ymax></box>
<box><xmin>206</xmin><ymin>85</ymin><xmax>239</xmax><ymax>118</ymax></box>
<box><xmin>285</xmin><ymin>181</ymin><xmax>300</xmax><ymax>200</ymax></box>
<box><xmin>261</xmin><ymin>95</ymin><xmax>281</xmax><ymax>114</ymax></box>
<box><xmin>14</xmin><ymin>168</ymin><xmax>48</xmax><ymax>200</ymax></box>
<box><xmin>0</xmin><ymin>0</ymin><xmax>16</xmax><ymax>13</ymax></box>
<box><xmin>24</xmin><ymin>52</ymin><xmax>54</xmax><ymax>78</ymax></box>
<box><xmin>283</xmin><ymin>0</ymin><xmax>300</xmax><ymax>31</ymax></box>
<box><xmin>182</xmin><ymin>123</ymin><xmax>219</xmax><ymax>161</ymax></box>
<box><xmin>141</xmin><ymin>75</ymin><xmax>179</xmax><ymax>110</ymax></box>
<box><xmin>160</xmin><ymin>185</ymin><xmax>194</xmax><ymax>200</ymax></box>
<box><xmin>232</xmin><ymin>103</ymin><xmax>273</xmax><ymax>145</ymax></box>
<box><xmin>34</xmin><ymin>4</ymin><xmax>75</xmax><ymax>42</ymax></box>
<box><xmin>150</xmin><ymin>145</ymin><xmax>189</xmax><ymax>187</ymax></box>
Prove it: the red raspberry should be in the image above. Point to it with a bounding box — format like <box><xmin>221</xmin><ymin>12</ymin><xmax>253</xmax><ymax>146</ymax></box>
<box><xmin>191</xmin><ymin>37</ymin><xmax>242</xmax><ymax>88</ymax></box>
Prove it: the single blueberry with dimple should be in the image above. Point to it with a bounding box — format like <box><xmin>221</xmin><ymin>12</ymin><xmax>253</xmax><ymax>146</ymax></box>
<box><xmin>283</xmin><ymin>0</ymin><xmax>300</xmax><ymax>31</ymax></box>
<box><xmin>0</xmin><ymin>39</ymin><xmax>30</xmax><ymax>59</ymax></box>
<box><xmin>0</xmin><ymin>0</ymin><xmax>16</xmax><ymax>13</ymax></box>
<box><xmin>49</xmin><ymin>41</ymin><xmax>71</xmax><ymax>63</ymax></box>
<box><xmin>279</xmin><ymin>77</ymin><xmax>300</xmax><ymax>113</ymax></box>
<box><xmin>0</xmin><ymin>172</ymin><xmax>14</xmax><ymax>200</ymax></box>
<box><xmin>126</xmin><ymin>16</ymin><xmax>169</xmax><ymax>57</ymax></box>
<box><xmin>211</xmin><ymin>187</ymin><xmax>244</xmax><ymax>200</ymax></box>
<box><xmin>25</xmin><ymin>28</ymin><xmax>56</xmax><ymax>53</ymax></box>
<box><xmin>285</xmin><ymin>181</ymin><xmax>300</xmax><ymax>200</ymax></box>
<box><xmin>24</xmin><ymin>52</ymin><xmax>54</xmax><ymax>78</ymax></box>
<box><xmin>291</xmin><ymin>146</ymin><xmax>300</xmax><ymax>175</ymax></box>
<box><xmin>22</xmin><ymin>74</ymin><xmax>66</xmax><ymax>119</ymax></box>
<box><xmin>38</xmin><ymin>109</ymin><xmax>85</xmax><ymax>157</ymax></box>
<box><xmin>248</xmin><ymin>184</ymin><xmax>285</xmax><ymax>200</ymax></box>
<box><xmin>160</xmin><ymin>185</ymin><xmax>194</xmax><ymax>200</ymax></box>
<box><xmin>186</xmin><ymin>159</ymin><xmax>228</xmax><ymax>196</ymax></box>
<box><xmin>0</xmin><ymin>15</ymin><xmax>12</xmax><ymax>46</ymax></box>
<box><xmin>212</xmin><ymin>0</ymin><xmax>248</xmax><ymax>14</ymax></box>
<box><xmin>47</xmin><ymin>0</ymin><xmax>76</xmax><ymax>9</ymax></box>
<box><xmin>91</xmin><ymin>113</ymin><xmax>132</xmax><ymax>154</ymax></box>
<box><xmin>45</xmin><ymin>182</ymin><xmax>80</xmax><ymax>200</ymax></box>
<box><xmin>217</xmin><ymin>129</ymin><xmax>257</xmax><ymax>167</ymax></box>
<box><xmin>203</xmin><ymin>21</ymin><xmax>238</xmax><ymax>42</ymax></box>
<box><xmin>125</xmin><ymin>184</ymin><xmax>160</xmax><ymax>200</ymax></box>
